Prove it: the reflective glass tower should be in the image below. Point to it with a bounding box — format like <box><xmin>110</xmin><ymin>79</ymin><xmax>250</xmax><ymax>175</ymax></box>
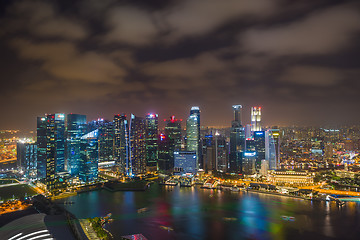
<box><xmin>66</xmin><ymin>114</ymin><xmax>87</xmax><ymax>176</ymax></box>
<box><xmin>145</xmin><ymin>113</ymin><xmax>158</xmax><ymax>171</ymax></box>
<box><xmin>36</xmin><ymin>117</ymin><xmax>47</xmax><ymax>179</ymax></box>
<box><xmin>229</xmin><ymin>105</ymin><xmax>245</xmax><ymax>173</ymax></box>
<box><xmin>79</xmin><ymin>129</ymin><xmax>99</xmax><ymax>183</ymax></box>
<box><xmin>114</xmin><ymin>114</ymin><xmax>129</xmax><ymax>175</ymax></box>
<box><xmin>129</xmin><ymin>114</ymin><xmax>146</xmax><ymax>176</ymax></box>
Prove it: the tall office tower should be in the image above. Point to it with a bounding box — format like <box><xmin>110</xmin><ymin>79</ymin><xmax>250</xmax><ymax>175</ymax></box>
<box><xmin>45</xmin><ymin>114</ymin><xmax>56</xmax><ymax>191</ymax></box>
<box><xmin>251</xmin><ymin>107</ymin><xmax>262</xmax><ymax>132</ymax></box>
<box><xmin>79</xmin><ymin>129</ymin><xmax>99</xmax><ymax>183</ymax></box>
<box><xmin>254</xmin><ymin>131</ymin><xmax>266</xmax><ymax>172</ymax></box>
<box><xmin>265</xmin><ymin>129</ymin><xmax>280</xmax><ymax>170</ymax></box>
<box><xmin>145</xmin><ymin>113</ymin><xmax>158</xmax><ymax>171</ymax></box>
<box><xmin>98</xmin><ymin>120</ymin><xmax>114</xmax><ymax>164</ymax></box>
<box><xmin>114</xmin><ymin>114</ymin><xmax>129</xmax><ymax>175</ymax></box>
<box><xmin>129</xmin><ymin>114</ymin><xmax>146</xmax><ymax>176</ymax></box>
<box><xmin>215</xmin><ymin>133</ymin><xmax>228</xmax><ymax>173</ymax></box>
<box><xmin>186</xmin><ymin>107</ymin><xmax>200</xmax><ymax>169</ymax></box>
<box><xmin>229</xmin><ymin>105</ymin><xmax>245</xmax><ymax>173</ymax></box>
<box><xmin>245</xmin><ymin>124</ymin><xmax>252</xmax><ymax>139</ymax></box>
<box><xmin>243</xmin><ymin>151</ymin><xmax>256</xmax><ymax>175</ymax></box>
<box><xmin>66</xmin><ymin>114</ymin><xmax>87</xmax><ymax>176</ymax></box>
<box><xmin>53</xmin><ymin>113</ymin><xmax>65</xmax><ymax>173</ymax></box>
<box><xmin>158</xmin><ymin>133</ymin><xmax>170</xmax><ymax>171</ymax></box>
<box><xmin>189</xmin><ymin>106</ymin><xmax>201</xmax><ymax>166</ymax></box>
<box><xmin>17</xmin><ymin>140</ymin><xmax>37</xmax><ymax>178</ymax></box>
<box><xmin>202</xmin><ymin>134</ymin><xmax>215</xmax><ymax>172</ymax></box>
<box><xmin>158</xmin><ymin>116</ymin><xmax>182</xmax><ymax>172</ymax></box>
<box><xmin>36</xmin><ymin>117</ymin><xmax>47</xmax><ymax>179</ymax></box>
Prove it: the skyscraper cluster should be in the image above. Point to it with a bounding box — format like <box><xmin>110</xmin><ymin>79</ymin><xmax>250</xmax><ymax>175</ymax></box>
<box><xmin>27</xmin><ymin>105</ymin><xmax>279</xmax><ymax>191</ymax></box>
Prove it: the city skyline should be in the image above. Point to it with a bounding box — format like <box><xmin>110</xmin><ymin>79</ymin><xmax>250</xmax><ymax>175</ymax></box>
<box><xmin>0</xmin><ymin>0</ymin><xmax>360</xmax><ymax>130</ymax></box>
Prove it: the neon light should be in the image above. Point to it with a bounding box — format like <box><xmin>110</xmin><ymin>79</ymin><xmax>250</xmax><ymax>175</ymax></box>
<box><xmin>244</xmin><ymin>152</ymin><xmax>256</xmax><ymax>157</ymax></box>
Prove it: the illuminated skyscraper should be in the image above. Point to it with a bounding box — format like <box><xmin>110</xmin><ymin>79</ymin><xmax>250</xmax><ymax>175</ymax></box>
<box><xmin>229</xmin><ymin>105</ymin><xmax>245</xmax><ymax>173</ymax></box>
<box><xmin>129</xmin><ymin>114</ymin><xmax>146</xmax><ymax>176</ymax></box>
<box><xmin>251</xmin><ymin>107</ymin><xmax>262</xmax><ymax>132</ymax></box>
<box><xmin>145</xmin><ymin>113</ymin><xmax>158</xmax><ymax>171</ymax></box>
<box><xmin>66</xmin><ymin>114</ymin><xmax>87</xmax><ymax>176</ymax></box>
<box><xmin>158</xmin><ymin>116</ymin><xmax>182</xmax><ymax>172</ymax></box>
<box><xmin>174</xmin><ymin>151</ymin><xmax>197</xmax><ymax>175</ymax></box>
<box><xmin>98</xmin><ymin>120</ymin><xmax>114</xmax><ymax>164</ymax></box>
<box><xmin>114</xmin><ymin>114</ymin><xmax>129</xmax><ymax>175</ymax></box>
<box><xmin>45</xmin><ymin>114</ymin><xmax>56</xmax><ymax>191</ymax></box>
<box><xmin>17</xmin><ymin>140</ymin><xmax>37</xmax><ymax>178</ymax></box>
<box><xmin>265</xmin><ymin>129</ymin><xmax>280</xmax><ymax>170</ymax></box>
<box><xmin>254</xmin><ymin>131</ymin><xmax>266</xmax><ymax>172</ymax></box>
<box><xmin>36</xmin><ymin>117</ymin><xmax>47</xmax><ymax>179</ymax></box>
<box><xmin>243</xmin><ymin>151</ymin><xmax>256</xmax><ymax>175</ymax></box>
<box><xmin>79</xmin><ymin>129</ymin><xmax>99</xmax><ymax>183</ymax></box>
<box><xmin>186</xmin><ymin>107</ymin><xmax>200</xmax><ymax>169</ymax></box>
<box><xmin>54</xmin><ymin>113</ymin><xmax>65</xmax><ymax>173</ymax></box>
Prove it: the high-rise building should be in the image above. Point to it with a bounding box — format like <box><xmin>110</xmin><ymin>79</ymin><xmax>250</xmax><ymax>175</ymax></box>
<box><xmin>190</xmin><ymin>106</ymin><xmax>201</xmax><ymax>165</ymax></box>
<box><xmin>243</xmin><ymin>151</ymin><xmax>256</xmax><ymax>175</ymax></box>
<box><xmin>129</xmin><ymin>114</ymin><xmax>146</xmax><ymax>176</ymax></box>
<box><xmin>66</xmin><ymin>114</ymin><xmax>87</xmax><ymax>176</ymax></box>
<box><xmin>45</xmin><ymin>114</ymin><xmax>56</xmax><ymax>191</ymax></box>
<box><xmin>145</xmin><ymin>113</ymin><xmax>158</xmax><ymax>171</ymax></box>
<box><xmin>254</xmin><ymin>131</ymin><xmax>266</xmax><ymax>172</ymax></box>
<box><xmin>36</xmin><ymin>117</ymin><xmax>47</xmax><ymax>179</ymax></box>
<box><xmin>54</xmin><ymin>113</ymin><xmax>65</xmax><ymax>173</ymax></box>
<box><xmin>79</xmin><ymin>129</ymin><xmax>99</xmax><ymax>183</ymax></box>
<box><xmin>265</xmin><ymin>129</ymin><xmax>280</xmax><ymax>170</ymax></box>
<box><xmin>98</xmin><ymin>120</ymin><xmax>114</xmax><ymax>164</ymax></box>
<box><xmin>17</xmin><ymin>140</ymin><xmax>37</xmax><ymax>178</ymax></box>
<box><xmin>174</xmin><ymin>151</ymin><xmax>197</xmax><ymax>175</ymax></box>
<box><xmin>158</xmin><ymin>116</ymin><xmax>182</xmax><ymax>172</ymax></box>
<box><xmin>215</xmin><ymin>133</ymin><xmax>228</xmax><ymax>173</ymax></box>
<box><xmin>186</xmin><ymin>107</ymin><xmax>200</xmax><ymax>170</ymax></box>
<box><xmin>229</xmin><ymin>105</ymin><xmax>245</xmax><ymax>173</ymax></box>
<box><xmin>114</xmin><ymin>114</ymin><xmax>129</xmax><ymax>175</ymax></box>
<box><xmin>251</xmin><ymin>107</ymin><xmax>262</xmax><ymax>132</ymax></box>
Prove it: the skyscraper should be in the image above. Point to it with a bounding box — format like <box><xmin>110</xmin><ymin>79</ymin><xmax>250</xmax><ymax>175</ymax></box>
<box><xmin>129</xmin><ymin>114</ymin><xmax>146</xmax><ymax>176</ymax></box>
<box><xmin>36</xmin><ymin>117</ymin><xmax>47</xmax><ymax>179</ymax></box>
<box><xmin>98</xmin><ymin>120</ymin><xmax>114</xmax><ymax>164</ymax></box>
<box><xmin>229</xmin><ymin>105</ymin><xmax>245</xmax><ymax>173</ymax></box>
<box><xmin>254</xmin><ymin>131</ymin><xmax>266</xmax><ymax>172</ymax></box>
<box><xmin>265</xmin><ymin>129</ymin><xmax>280</xmax><ymax>170</ymax></box>
<box><xmin>145</xmin><ymin>113</ymin><xmax>158</xmax><ymax>171</ymax></box>
<box><xmin>158</xmin><ymin>116</ymin><xmax>182</xmax><ymax>172</ymax></box>
<box><xmin>186</xmin><ymin>108</ymin><xmax>200</xmax><ymax>170</ymax></box>
<box><xmin>45</xmin><ymin>114</ymin><xmax>56</xmax><ymax>191</ymax></box>
<box><xmin>251</xmin><ymin>107</ymin><xmax>262</xmax><ymax>132</ymax></box>
<box><xmin>215</xmin><ymin>133</ymin><xmax>228</xmax><ymax>173</ymax></box>
<box><xmin>79</xmin><ymin>129</ymin><xmax>99</xmax><ymax>183</ymax></box>
<box><xmin>114</xmin><ymin>114</ymin><xmax>129</xmax><ymax>175</ymax></box>
<box><xmin>66</xmin><ymin>114</ymin><xmax>87</xmax><ymax>176</ymax></box>
<box><xmin>17</xmin><ymin>140</ymin><xmax>37</xmax><ymax>178</ymax></box>
<box><xmin>54</xmin><ymin>113</ymin><xmax>65</xmax><ymax>173</ymax></box>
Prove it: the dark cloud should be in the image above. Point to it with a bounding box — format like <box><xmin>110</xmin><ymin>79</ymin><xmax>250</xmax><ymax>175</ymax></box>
<box><xmin>0</xmin><ymin>0</ymin><xmax>359</xmax><ymax>130</ymax></box>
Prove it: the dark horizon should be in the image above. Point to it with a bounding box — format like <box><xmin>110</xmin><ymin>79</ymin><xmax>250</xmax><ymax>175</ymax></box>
<box><xmin>1</xmin><ymin>0</ymin><xmax>360</xmax><ymax>131</ymax></box>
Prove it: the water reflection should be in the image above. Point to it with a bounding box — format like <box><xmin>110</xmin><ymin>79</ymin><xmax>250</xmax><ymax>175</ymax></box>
<box><xmin>60</xmin><ymin>184</ymin><xmax>360</xmax><ymax>240</ymax></box>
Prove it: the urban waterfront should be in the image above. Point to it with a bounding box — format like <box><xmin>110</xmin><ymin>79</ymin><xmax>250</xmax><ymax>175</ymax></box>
<box><xmin>60</xmin><ymin>184</ymin><xmax>360</xmax><ymax>240</ymax></box>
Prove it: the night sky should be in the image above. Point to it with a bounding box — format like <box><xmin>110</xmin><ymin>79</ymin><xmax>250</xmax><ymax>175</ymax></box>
<box><xmin>1</xmin><ymin>0</ymin><xmax>360</xmax><ymax>131</ymax></box>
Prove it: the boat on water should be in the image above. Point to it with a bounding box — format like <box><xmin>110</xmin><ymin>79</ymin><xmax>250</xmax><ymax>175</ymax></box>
<box><xmin>160</xmin><ymin>226</ymin><xmax>174</xmax><ymax>231</ymax></box>
<box><xmin>137</xmin><ymin>207</ymin><xmax>148</xmax><ymax>213</ymax></box>
<box><xmin>231</xmin><ymin>186</ymin><xmax>240</xmax><ymax>192</ymax></box>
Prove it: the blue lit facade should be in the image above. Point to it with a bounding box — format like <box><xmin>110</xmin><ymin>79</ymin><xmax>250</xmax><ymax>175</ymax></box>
<box><xmin>17</xmin><ymin>141</ymin><xmax>37</xmax><ymax>178</ymax></box>
<box><xmin>54</xmin><ymin>113</ymin><xmax>65</xmax><ymax>173</ymax></box>
<box><xmin>66</xmin><ymin>114</ymin><xmax>87</xmax><ymax>176</ymax></box>
<box><xmin>79</xmin><ymin>129</ymin><xmax>99</xmax><ymax>183</ymax></box>
<box><xmin>186</xmin><ymin>109</ymin><xmax>199</xmax><ymax>170</ymax></box>
<box><xmin>243</xmin><ymin>151</ymin><xmax>256</xmax><ymax>175</ymax></box>
<box><xmin>174</xmin><ymin>151</ymin><xmax>197</xmax><ymax>175</ymax></box>
<box><xmin>36</xmin><ymin>117</ymin><xmax>47</xmax><ymax>179</ymax></box>
<box><xmin>254</xmin><ymin>131</ymin><xmax>265</xmax><ymax>172</ymax></box>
